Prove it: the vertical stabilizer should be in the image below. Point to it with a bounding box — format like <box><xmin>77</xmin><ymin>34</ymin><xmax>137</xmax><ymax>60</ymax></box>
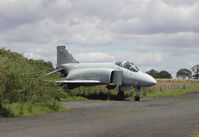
<box><xmin>57</xmin><ymin>46</ymin><xmax>78</xmax><ymax>67</ymax></box>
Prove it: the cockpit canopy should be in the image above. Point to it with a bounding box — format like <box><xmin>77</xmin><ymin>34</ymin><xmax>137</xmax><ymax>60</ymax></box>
<box><xmin>115</xmin><ymin>61</ymin><xmax>139</xmax><ymax>72</ymax></box>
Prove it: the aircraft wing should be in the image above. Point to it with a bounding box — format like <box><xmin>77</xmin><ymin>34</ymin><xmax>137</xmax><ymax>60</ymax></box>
<box><xmin>55</xmin><ymin>80</ymin><xmax>101</xmax><ymax>84</ymax></box>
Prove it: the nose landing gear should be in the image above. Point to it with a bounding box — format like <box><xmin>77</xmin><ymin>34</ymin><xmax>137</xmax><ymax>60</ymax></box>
<box><xmin>134</xmin><ymin>87</ymin><xmax>141</xmax><ymax>101</ymax></box>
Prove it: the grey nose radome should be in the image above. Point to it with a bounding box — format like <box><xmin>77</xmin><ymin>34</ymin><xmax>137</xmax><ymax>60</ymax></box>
<box><xmin>147</xmin><ymin>75</ymin><xmax>157</xmax><ymax>86</ymax></box>
<box><xmin>136</xmin><ymin>72</ymin><xmax>157</xmax><ymax>87</ymax></box>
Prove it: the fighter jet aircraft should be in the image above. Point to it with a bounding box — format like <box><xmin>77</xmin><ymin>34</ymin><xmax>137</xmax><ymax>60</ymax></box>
<box><xmin>46</xmin><ymin>46</ymin><xmax>157</xmax><ymax>101</ymax></box>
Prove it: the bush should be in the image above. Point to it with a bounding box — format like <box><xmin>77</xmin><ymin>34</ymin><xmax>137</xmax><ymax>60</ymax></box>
<box><xmin>0</xmin><ymin>48</ymin><xmax>65</xmax><ymax>105</ymax></box>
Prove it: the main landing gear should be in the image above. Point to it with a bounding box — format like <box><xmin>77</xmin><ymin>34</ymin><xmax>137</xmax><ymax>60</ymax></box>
<box><xmin>134</xmin><ymin>87</ymin><xmax>141</xmax><ymax>101</ymax></box>
<box><xmin>117</xmin><ymin>86</ymin><xmax>125</xmax><ymax>100</ymax></box>
<box><xmin>117</xmin><ymin>91</ymin><xmax>124</xmax><ymax>99</ymax></box>
<box><xmin>63</xmin><ymin>84</ymin><xmax>70</xmax><ymax>93</ymax></box>
<box><xmin>117</xmin><ymin>86</ymin><xmax>141</xmax><ymax>101</ymax></box>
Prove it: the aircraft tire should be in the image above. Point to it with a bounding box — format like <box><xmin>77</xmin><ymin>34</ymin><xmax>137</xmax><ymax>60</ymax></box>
<box><xmin>134</xmin><ymin>96</ymin><xmax>140</xmax><ymax>101</ymax></box>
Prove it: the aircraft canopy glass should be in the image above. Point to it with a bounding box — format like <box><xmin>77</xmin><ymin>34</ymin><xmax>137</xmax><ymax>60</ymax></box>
<box><xmin>115</xmin><ymin>61</ymin><xmax>139</xmax><ymax>72</ymax></box>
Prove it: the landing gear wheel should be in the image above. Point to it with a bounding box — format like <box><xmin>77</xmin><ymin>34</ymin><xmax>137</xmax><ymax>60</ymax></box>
<box><xmin>134</xmin><ymin>87</ymin><xmax>141</xmax><ymax>101</ymax></box>
<box><xmin>117</xmin><ymin>91</ymin><xmax>124</xmax><ymax>100</ymax></box>
<box><xmin>134</xmin><ymin>96</ymin><xmax>140</xmax><ymax>101</ymax></box>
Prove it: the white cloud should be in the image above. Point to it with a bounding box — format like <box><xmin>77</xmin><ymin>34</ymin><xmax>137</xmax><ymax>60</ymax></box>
<box><xmin>75</xmin><ymin>52</ymin><xmax>115</xmax><ymax>62</ymax></box>
<box><xmin>111</xmin><ymin>51</ymin><xmax>163</xmax><ymax>66</ymax></box>
<box><xmin>24</xmin><ymin>53</ymin><xmax>43</xmax><ymax>60</ymax></box>
<box><xmin>0</xmin><ymin>0</ymin><xmax>199</xmax><ymax>75</ymax></box>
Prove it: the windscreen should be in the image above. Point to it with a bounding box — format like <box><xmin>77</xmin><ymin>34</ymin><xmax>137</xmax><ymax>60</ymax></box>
<box><xmin>115</xmin><ymin>61</ymin><xmax>139</xmax><ymax>72</ymax></box>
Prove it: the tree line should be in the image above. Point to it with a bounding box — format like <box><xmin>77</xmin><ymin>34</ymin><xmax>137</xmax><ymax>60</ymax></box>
<box><xmin>146</xmin><ymin>69</ymin><xmax>172</xmax><ymax>79</ymax></box>
<box><xmin>0</xmin><ymin>49</ymin><xmax>65</xmax><ymax>108</ymax></box>
<box><xmin>146</xmin><ymin>64</ymin><xmax>199</xmax><ymax>79</ymax></box>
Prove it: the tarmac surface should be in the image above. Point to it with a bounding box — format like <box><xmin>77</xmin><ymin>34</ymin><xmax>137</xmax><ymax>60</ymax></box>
<box><xmin>1</xmin><ymin>92</ymin><xmax>199</xmax><ymax>137</ymax></box>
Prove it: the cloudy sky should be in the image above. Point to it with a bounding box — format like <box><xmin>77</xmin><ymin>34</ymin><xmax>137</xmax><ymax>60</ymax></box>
<box><xmin>0</xmin><ymin>0</ymin><xmax>199</xmax><ymax>77</ymax></box>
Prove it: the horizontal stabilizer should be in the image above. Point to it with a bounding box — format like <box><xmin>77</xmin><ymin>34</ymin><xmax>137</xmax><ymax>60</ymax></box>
<box><xmin>55</xmin><ymin>80</ymin><xmax>101</xmax><ymax>84</ymax></box>
<box><xmin>45</xmin><ymin>68</ymin><xmax>64</xmax><ymax>76</ymax></box>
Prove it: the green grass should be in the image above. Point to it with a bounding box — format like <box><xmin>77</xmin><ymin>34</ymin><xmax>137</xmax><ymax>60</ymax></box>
<box><xmin>190</xmin><ymin>133</ymin><xmax>199</xmax><ymax>137</ymax></box>
<box><xmin>61</xmin><ymin>96</ymin><xmax>87</xmax><ymax>101</ymax></box>
<box><xmin>60</xmin><ymin>79</ymin><xmax>199</xmax><ymax>101</ymax></box>
<box><xmin>0</xmin><ymin>102</ymin><xmax>68</xmax><ymax>117</ymax></box>
<box><xmin>60</xmin><ymin>86</ymin><xmax>199</xmax><ymax>101</ymax></box>
<box><xmin>142</xmin><ymin>86</ymin><xmax>199</xmax><ymax>98</ymax></box>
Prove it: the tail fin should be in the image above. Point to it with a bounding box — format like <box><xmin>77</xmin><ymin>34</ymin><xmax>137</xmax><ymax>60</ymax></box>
<box><xmin>57</xmin><ymin>46</ymin><xmax>78</xmax><ymax>67</ymax></box>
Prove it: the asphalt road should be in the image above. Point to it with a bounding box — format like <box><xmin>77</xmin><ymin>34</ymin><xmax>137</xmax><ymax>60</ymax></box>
<box><xmin>1</xmin><ymin>92</ymin><xmax>199</xmax><ymax>137</ymax></box>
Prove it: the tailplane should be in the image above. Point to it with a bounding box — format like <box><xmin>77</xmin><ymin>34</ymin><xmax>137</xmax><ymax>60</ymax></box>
<box><xmin>57</xmin><ymin>46</ymin><xmax>78</xmax><ymax>67</ymax></box>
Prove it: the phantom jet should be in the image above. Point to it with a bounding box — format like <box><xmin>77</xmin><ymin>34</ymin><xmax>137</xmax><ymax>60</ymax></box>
<box><xmin>47</xmin><ymin>46</ymin><xmax>157</xmax><ymax>101</ymax></box>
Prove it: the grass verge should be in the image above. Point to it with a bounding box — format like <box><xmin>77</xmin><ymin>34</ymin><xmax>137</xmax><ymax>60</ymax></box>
<box><xmin>61</xmin><ymin>86</ymin><xmax>199</xmax><ymax>101</ymax></box>
<box><xmin>0</xmin><ymin>102</ymin><xmax>68</xmax><ymax>117</ymax></box>
<box><xmin>142</xmin><ymin>86</ymin><xmax>199</xmax><ymax>98</ymax></box>
<box><xmin>61</xmin><ymin>96</ymin><xmax>87</xmax><ymax>101</ymax></box>
<box><xmin>190</xmin><ymin>133</ymin><xmax>199</xmax><ymax>137</ymax></box>
<box><xmin>61</xmin><ymin>79</ymin><xmax>199</xmax><ymax>101</ymax></box>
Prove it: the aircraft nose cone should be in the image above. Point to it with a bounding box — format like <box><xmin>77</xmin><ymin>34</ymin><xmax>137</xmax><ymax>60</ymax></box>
<box><xmin>149</xmin><ymin>76</ymin><xmax>157</xmax><ymax>86</ymax></box>
<box><xmin>135</xmin><ymin>72</ymin><xmax>157</xmax><ymax>87</ymax></box>
<box><xmin>144</xmin><ymin>73</ymin><xmax>157</xmax><ymax>86</ymax></box>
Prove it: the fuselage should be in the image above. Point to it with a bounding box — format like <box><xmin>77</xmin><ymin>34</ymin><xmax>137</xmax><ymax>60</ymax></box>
<box><xmin>61</xmin><ymin>62</ymin><xmax>157</xmax><ymax>87</ymax></box>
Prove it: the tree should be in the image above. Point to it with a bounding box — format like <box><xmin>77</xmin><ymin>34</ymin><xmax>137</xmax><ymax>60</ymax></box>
<box><xmin>146</xmin><ymin>69</ymin><xmax>159</xmax><ymax>78</ymax></box>
<box><xmin>0</xmin><ymin>56</ymin><xmax>6</xmax><ymax>108</ymax></box>
<box><xmin>176</xmin><ymin>68</ymin><xmax>192</xmax><ymax>79</ymax></box>
<box><xmin>191</xmin><ymin>64</ymin><xmax>199</xmax><ymax>79</ymax></box>
<box><xmin>159</xmin><ymin>70</ymin><xmax>172</xmax><ymax>79</ymax></box>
